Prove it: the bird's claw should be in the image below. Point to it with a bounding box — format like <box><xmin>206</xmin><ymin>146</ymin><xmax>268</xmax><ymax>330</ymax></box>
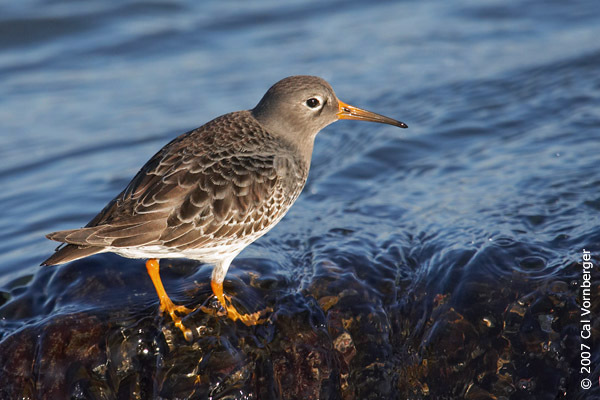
<box><xmin>200</xmin><ymin>294</ymin><xmax>271</xmax><ymax>326</ymax></box>
<box><xmin>159</xmin><ymin>297</ymin><xmax>194</xmax><ymax>341</ymax></box>
<box><xmin>222</xmin><ymin>294</ymin><xmax>272</xmax><ymax>326</ymax></box>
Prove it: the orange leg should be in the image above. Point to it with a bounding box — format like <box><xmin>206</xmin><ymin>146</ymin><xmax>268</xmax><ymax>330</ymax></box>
<box><xmin>146</xmin><ymin>258</ymin><xmax>193</xmax><ymax>341</ymax></box>
<box><xmin>211</xmin><ymin>279</ymin><xmax>271</xmax><ymax>326</ymax></box>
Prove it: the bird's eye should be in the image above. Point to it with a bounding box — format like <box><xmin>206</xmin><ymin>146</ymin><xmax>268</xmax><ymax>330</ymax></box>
<box><xmin>306</xmin><ymin>98</ymin><xmax>321</xmax><ymax>108</ymax></box>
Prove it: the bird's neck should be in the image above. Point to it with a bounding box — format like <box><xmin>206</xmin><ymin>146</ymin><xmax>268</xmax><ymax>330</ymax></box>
<box><xmin>250</xmin><ymin>109</ymin><xmax>316</xmax><ymax>164</ymax></box>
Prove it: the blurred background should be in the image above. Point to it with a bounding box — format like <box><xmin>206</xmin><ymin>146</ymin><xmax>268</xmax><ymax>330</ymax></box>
<box><xmin>1</xmin><ymin>0</ymin><xmax>599</xmax><ymax>398</ymax></box>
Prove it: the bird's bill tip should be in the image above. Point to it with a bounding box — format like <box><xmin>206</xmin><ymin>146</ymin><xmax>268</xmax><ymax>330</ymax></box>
<box><xmin>336</xmin><ymin>100</ymin><xmax>407</xmax><ymax>128</ymax></box>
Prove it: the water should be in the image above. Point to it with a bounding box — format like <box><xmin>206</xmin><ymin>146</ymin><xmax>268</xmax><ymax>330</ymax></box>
<box><xmin>1</xmin><ymin>0</ymin><xmax>599</xmax><ymax>398</ymax></box>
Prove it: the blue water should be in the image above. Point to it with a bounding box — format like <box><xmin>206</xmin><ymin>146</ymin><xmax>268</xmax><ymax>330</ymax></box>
<box><xmin>1</xmin><ymin>0</ymin><xmax>599</xmax><ymax>398</ymax></box>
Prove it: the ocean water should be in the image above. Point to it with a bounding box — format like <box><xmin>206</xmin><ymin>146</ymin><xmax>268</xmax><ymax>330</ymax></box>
<box><xmin>0</xmin><ymin>0</ymin><xmax>599</xmax><ymax>398</ymax></box>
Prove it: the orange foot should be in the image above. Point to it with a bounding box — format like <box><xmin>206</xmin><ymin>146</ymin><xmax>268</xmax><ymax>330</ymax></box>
<box><xmin>146</xmin><ymin>258</ymin><xmax>194</xmax><ymax>341</ymax></box>
<box><xmin>208</xmin><ymin>279</ymin><xmax>272</xmax><ymax>326</ymax></box>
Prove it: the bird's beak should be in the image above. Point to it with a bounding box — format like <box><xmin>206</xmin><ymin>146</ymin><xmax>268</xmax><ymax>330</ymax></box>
<box><xmin>337</xmin><ymin>100</ymin><xmax>407</xmax><ymax>128</ymax></box>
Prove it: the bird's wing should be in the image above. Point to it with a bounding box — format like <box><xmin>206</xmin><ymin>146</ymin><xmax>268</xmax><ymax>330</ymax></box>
<box><xmin>46</xmin><ymin>113</ymin><xmax>305</xmax><ymax>250</ymax></box>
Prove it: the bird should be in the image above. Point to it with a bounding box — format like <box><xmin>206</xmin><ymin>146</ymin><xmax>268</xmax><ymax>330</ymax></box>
<box><xmin>42</xmin><ymin>75</ymin><xmax>407</xmax><ymax>341</ymax></box>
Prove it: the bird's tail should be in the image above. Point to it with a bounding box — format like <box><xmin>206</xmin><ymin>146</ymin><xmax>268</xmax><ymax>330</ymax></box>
<box><xmin>41</xmin><ymin>243</ymin><xmax>104</xmax><ymax>266</ymax></box>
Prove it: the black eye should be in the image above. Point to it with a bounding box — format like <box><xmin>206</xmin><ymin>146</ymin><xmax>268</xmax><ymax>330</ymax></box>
<box><xmin>306</xmin><ymin>98</ymin><xmax>320</xmax><ymax>108</ymax></box>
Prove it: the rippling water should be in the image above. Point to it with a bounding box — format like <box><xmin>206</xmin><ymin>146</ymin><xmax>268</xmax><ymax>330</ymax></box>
<box><xmin>1</xmin><ymin>0</ymin><xmax>599</xmax><ymax>398</ymax></box>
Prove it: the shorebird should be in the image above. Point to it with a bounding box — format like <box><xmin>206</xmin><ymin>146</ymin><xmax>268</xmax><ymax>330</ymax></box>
<box><xmin>42</xmin><ymin>76</ymin><xmax>407</xmax><ymax>341</ymax></box>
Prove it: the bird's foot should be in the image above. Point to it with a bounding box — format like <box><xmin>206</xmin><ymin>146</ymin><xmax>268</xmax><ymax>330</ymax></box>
<box><xmin>158</xmin><ymin>295</ymin><xmax>194</xmax><ymax>341</ymax></box>
<box><xmin>146</xmin><ymin>258</ymin><xmax>194</xmax><ymax>341</ymax></box>
<box><xmin>221</xmin><ymin>294</ymin><xmax>272</xmax><ymax>326</ymax></box>
<box><xmin>199</xmin><ymin>294</ymin><xmax>272</xmax><ymax>326</ymax></box>
<box><xmin>205</xmin><ymin>279</ymin><xmax>272</xmax><ymax>326</ymax></box>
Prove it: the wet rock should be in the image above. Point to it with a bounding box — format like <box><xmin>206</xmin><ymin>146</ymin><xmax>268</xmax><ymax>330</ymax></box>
<box><xmin>0</xmin><ymin>254</ymin><xmax>598</xmax><ymax>399</ymax></box>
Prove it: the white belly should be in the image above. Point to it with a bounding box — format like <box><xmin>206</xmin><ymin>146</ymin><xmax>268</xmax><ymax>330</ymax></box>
<box><xmin>106</xmin><ymin>242</ymin><xmax>248</xmax><ymax>264</ymax></box>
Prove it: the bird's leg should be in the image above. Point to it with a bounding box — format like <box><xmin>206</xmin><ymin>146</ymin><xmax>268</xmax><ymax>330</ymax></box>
<box><xmin>146</xmin><ymin>258</ymin><xmax>193</xmax><ymax>340</ymax></box>
<box><xmin>210</xmin><ymin>279</ymin><xmax>271</xmax><ymax>326</ymax></box>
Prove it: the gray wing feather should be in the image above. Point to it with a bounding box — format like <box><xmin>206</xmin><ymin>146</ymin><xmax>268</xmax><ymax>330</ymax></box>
<box><xmin>45</xmin><ymin>111</ymin><xmax>307</xmax><ymax>253</ymax></box>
